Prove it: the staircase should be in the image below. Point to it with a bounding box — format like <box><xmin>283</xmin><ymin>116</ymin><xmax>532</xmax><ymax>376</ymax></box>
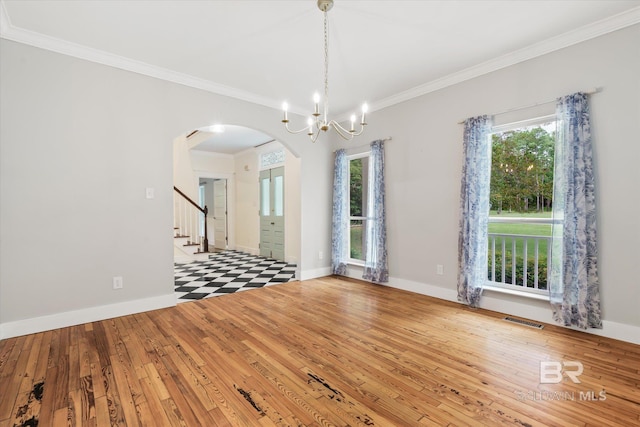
<box><xmin>174</xmin><ymin>186</ymin><xmax>211</xmax><ymax>262</ymax></box>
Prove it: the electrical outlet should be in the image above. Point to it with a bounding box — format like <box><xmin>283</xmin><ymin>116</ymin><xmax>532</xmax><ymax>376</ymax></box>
<box><xmin>145</xmin><ymin>187</ymin><xmax>154</xmax><ymax>199</ymax></box>
<box><xmin>436</xmin><ymin>265</ymin><xmax>444</xmax><ymax>275</ymax></box>
<box><xmin>318</xmin><ymin>251</ymin><xmax>323</xmax><ymax>260</ymax></box>
<box><xmin>113</xmin><ymin>276</ymin><xmax>123</xmax><ymax>289</ymax></box>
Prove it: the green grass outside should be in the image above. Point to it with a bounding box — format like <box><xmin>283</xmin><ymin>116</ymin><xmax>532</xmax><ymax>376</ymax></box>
<box><xmin>350</xmin><ymin>224</ymin><xmax>364</xmax><ymax>260</ymax></box>
<box><xmin>488</xmin><ymin>223</ymin><xmax>551</xmax><ymax>260</ymax></box>
<box><xmin>490</xmin><ymin>210</ymin><xmax>552</xmax><ymax>218</ymax></box>
<box><xmin>489</xmin><ymin>210</ymin><xmax>552</xmax><ymax>257</ymax></box>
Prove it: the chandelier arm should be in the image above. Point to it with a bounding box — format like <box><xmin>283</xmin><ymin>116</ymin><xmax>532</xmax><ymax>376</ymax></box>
<box><xmin>329</xmin><ymin>119</ymin><xmax>368</xmax><ymax>138</ymax></box>
<box><xmin>309</xmin><ymin>128</ymin><xmax>322</xmax><ymax>143</ymax></box>
<box><xmin>328</xmin><ymin>121</ymin><xmax>355</xmax><ymax>141</ymax></box>
<box><xmin>284</xmin><ymin>121</ymin><xmax>314</xmax><ymax>134</ymax></box>
<box><xmin>348</xmin><ymin>124</ymin><xmax>367</xmax><ymax>137</ymax></box>
<box><xmin>329</xmin><ymin>119</ymin><xmax>351</xmax><ymax>134</ymax></box>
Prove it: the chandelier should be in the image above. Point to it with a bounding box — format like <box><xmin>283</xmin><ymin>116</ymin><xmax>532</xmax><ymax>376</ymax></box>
<box><xmin>281</xmin><ymin>0</ymin><xmax>368</xmax><ymax>142</ymax></box>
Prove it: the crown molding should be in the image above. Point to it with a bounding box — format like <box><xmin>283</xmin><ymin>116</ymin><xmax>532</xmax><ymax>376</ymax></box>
<box><xmin>0</xmin><ymin>0</ymin><xmax>11</xmax><ymax>31</ymax></box>
<box><xmin>369</xmin><ymin>6</ymin><xmax>640</xmax><ymax>114</ymax></box>
<box><xmin>2</xmin><ymin>1</ymin><xmax>639</xmax><ymax>118</ymax></box>
<box><xmin>0</xmin><ymin>1</ymin><xmax>284</xmax><ymax>113</ymax></box>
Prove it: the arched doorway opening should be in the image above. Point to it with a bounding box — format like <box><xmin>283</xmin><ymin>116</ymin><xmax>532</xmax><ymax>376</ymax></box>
<box><xmin>173</xmin><ymin>124</ymin><xmax>301</xmax><ymax>266</ymax></box>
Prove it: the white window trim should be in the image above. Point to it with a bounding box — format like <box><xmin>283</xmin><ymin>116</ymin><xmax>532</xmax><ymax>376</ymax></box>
<box><xmin>347</xmin><ymin>151</ymin><xmax>371</xmax><ymax>264</ymax></box>
<box><xmin>491</xmin><ymin>114</ymin><xmax>556</xmax><ymax>133</ymax></box>
<box><xmin>487</xmin><ymin>113</ymin><xmax>558</xmax><ymax>299</ymax></box>
<box><xmin>483</xmin><ymin>283</ymin><xmax>550</xmax><ymax>301</ymax></box>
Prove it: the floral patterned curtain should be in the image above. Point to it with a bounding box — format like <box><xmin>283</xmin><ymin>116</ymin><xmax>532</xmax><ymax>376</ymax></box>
<box><xmin>457</xmin><ymin>115</ymin><xmax>492</xmax><ymax>307</ymax></box>
<box><xmin>331</xmin><ymin>149</ymin><xmax>349</xmax><ymax>275</ymax></box>
<box><xmin>549</xmin><ymin>93</ymin><xmax>602</xmax><ymax>329</ymax></box>
<box><xmin>363</xmin><ymin>140</ymin><xmax>389</xmax><ymax>282</ymax></box>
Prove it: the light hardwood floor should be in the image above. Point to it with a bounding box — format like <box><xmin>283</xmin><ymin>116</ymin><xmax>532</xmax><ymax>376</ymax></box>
<box><xmin>1</xmin><ymin>276</ymin><xmax>638</xmax><ymax>426</ymax></box>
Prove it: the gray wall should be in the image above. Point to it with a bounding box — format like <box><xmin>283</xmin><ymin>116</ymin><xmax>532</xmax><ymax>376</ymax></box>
<box><xmin>2</xmin><ymin>23</ymin><xmax>638</xmax><ymax>339</ymax></box>
<box><xmin>0</xmin><ymin>39</ymin><xmax>332</xmax><ymax>335</ymax></box>
<box><xmin>334</xmin><ymin>24</ymin><xmax>640</xmax><ymax>331</ymax></box>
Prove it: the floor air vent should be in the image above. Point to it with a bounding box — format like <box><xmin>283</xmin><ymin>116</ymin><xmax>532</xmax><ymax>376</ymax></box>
<box><xmin>503</xmin><ymin>316</ymin><xmax>544</xmax><ymax>329</ymax></box>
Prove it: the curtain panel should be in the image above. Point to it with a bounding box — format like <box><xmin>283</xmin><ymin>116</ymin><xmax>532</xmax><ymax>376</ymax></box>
<box><xmin>363</xmin><ymin>140</ymin><xmax>389</xmax><ymax>283</ymax></box>
<box><xmin>549</xmin><ymin>93</ymin><xmax>602</xmax><ymax>329</ymax></box>
<box><xmin>457</xmin><ymin>115</ymin><xmax>492</xmax><ymax>307</ymax></box>
<box><xmin>331</xmin><ymin>149</ymin><xmax>349</xmax><ymax>275</ymax></box>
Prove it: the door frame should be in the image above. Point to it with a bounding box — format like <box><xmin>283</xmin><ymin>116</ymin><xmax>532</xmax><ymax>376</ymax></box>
<box><xmin>195</xmin><ymin>171</ymin><xmax>235</xmax><ymax>251</ymax></box>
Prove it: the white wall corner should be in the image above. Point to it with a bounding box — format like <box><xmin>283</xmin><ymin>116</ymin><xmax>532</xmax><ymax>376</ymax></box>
<box><xmin>0</xmin><ymin>293</ymin><xmax>176</xmax><ymax>340</ymax></box>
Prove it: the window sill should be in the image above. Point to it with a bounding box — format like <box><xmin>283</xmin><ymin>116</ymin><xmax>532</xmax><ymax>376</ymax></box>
<box><xmin>347</xmin><ymin>260</ymin><xmax>365</xmax><ymax>267</ymax></box>
<box><xmin>483</xmin><ymin>284</ymin><xmax>550</xmax><ymax>302</ymax></box>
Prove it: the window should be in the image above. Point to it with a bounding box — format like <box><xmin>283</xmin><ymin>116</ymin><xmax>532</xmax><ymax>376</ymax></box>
<box><xmin>273</xmin><ymin>175</ymin><xmax>284</xmax><ymax>217</ymax></box>
<box><xmin>348</xmin><ymin>153</ymin><xmax>369</xmax><ymax>262</ymax></box>
<box><xmin>261</xmin><ymin>176</ymin><xmax>270</xmax><ymax>216</ymax></box>
<box><xmin>487</xmin><ymin>115</ymin><xmax>557</xmax><ymax>296</ymax></box>
<box><xmin>260</xmin><ymin>150</ymin><xmax>285</xmax><ymax>169</ymax></box>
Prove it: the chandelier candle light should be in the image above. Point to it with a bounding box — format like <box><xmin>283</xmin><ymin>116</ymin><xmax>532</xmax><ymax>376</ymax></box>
<box><xmin>281</xmin><ymin>0</ymin><xmax>368</xmax><ymax>142</ymax></box>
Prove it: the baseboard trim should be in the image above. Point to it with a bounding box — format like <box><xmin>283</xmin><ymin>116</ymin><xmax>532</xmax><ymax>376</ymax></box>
<box><xmin>378</xmin><ymin>275</ymin><xmax>640</xmax><ymax>345</ymax></box>
<box><xmin>235</xmin><ymin>245</ymin><xmax>259</xmax><ymax>256</ymax></box>
<box><xmin>0</xmin><ymin>294</ymin><xmax>176</xmax><ymax>340</ymax></box>
<box><xmin>3</xmin><ymin>276</ymin><xmax>637</xmax><ymax>345</ymax></box>
<box><xmin>300</xmin><ymin>266</ymin><xmax>332</xmax><ymax>281</ymax></box>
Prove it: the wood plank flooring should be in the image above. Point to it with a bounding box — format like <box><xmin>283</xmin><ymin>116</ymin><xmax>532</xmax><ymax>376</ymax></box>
<box><xmin>1</xmin><ymin>276</ymin><xmax>639</xmax><ymax>426</ymax></box>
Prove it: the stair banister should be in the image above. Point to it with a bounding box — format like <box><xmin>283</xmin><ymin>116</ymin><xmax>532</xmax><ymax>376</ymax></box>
<box><xmin>173</xmin><ymin>186</ymin><xmax>209</xmax><ymax>253</ymax></box>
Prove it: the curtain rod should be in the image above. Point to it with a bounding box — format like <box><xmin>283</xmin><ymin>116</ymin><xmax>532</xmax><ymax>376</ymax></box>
<box><xmin>333</xmin><ymin>136</ymin><xmax>392</xmax><ymax>153</ymax></box>
<box><xmin>457</xmin><ymin>87</ymin><xmax>600</xmax><ymax>124</ymax></box>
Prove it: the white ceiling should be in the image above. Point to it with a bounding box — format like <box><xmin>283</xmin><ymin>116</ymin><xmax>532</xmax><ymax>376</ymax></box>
<box><xmin>190</xmin><ymin>125</ymin><xmax>275</xmax><ymax>155</ymax></box>
<box><xmin>2</xmin><ymin>1</ymin><xmax>639</xmax><ymax>153</ymax></box>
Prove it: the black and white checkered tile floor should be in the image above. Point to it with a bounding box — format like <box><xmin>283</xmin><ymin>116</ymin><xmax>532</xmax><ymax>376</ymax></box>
<box><xmin>174</xmin><ymin>250</ymin><xmax>297</xmax><ymax>302</ymax></box>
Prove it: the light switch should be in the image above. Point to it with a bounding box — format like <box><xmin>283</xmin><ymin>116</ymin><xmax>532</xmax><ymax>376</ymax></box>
<box><xmin>146</xmin><ymin>188</ymin><xmax>154</xmax><ymax>199</ymax></box>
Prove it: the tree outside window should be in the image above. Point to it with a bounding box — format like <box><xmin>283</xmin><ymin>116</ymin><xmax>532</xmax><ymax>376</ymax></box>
<box><xmin>349</xmin><ymin>156</ymin><xmax>369</xmax><ymax>261</ymax></box>
<box><xmin>488</xmin><ymin>121</ymin><xmax>556</xmax><ymax>291</ymax></box>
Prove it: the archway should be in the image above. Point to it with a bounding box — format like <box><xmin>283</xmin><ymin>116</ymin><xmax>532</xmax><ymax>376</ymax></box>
<box><xmin>173</xmin><ymin>124</ymin><xmax>301</xmax><ymax>266</ymax></box>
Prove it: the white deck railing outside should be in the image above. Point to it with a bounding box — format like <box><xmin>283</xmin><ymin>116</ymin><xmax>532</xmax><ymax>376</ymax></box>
<box><xmin>487</xmin><ymin>217</ymin><xmax>555</xmax><ymax>296</ymax></box>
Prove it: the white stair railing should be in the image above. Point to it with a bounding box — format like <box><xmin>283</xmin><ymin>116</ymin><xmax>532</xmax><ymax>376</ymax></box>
<box><xmin>173</xmin><ymin>186</ymin><xmax>209</xmax><ymax>253</ymax></box>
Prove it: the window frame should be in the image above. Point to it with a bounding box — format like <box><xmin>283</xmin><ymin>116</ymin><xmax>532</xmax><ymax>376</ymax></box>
<box><xmin>347</xmin><ymin>151</ymin><xmax>371</xmax><ymax>266</ymax></box>
<box><xmin>485</xmin><ymin>114</ymin><xmax>558</xmax><ymax>300</ymax></box>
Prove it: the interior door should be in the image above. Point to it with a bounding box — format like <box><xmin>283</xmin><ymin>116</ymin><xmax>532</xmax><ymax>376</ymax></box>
<box><xmin>212</xmin><ymin>179</ymin><xmax>227</xmax><ymax>250</ymax></box>
<box><xmin>259</xmin><ymin>167</ymin><xmax>285</xmax><ymax>260</ymax></box>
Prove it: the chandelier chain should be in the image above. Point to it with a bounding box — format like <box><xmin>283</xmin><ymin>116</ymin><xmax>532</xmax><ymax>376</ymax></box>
<box><xmin>323</xmin><ymin>9</ymin><xmax>329</xmax><ymax>123</ymax></box>
<box><xmin>280</xmin><ymin>0</ymin><xmax>367</xmax><ymax>142</ymax></box>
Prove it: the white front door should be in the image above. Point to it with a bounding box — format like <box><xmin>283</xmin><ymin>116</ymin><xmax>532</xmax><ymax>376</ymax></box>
<box><xmin>259</xmin><ymin>167</ymin><xmax>285</xmax><ymax>260</ymax></box>
<box><xmin>212</xmin><ymin>179</ymin><xmax>227</xmax><ymax>250</ymax></box>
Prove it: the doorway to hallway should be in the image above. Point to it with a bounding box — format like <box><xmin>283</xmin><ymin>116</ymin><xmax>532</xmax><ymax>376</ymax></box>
<box><xmin>199</xmin><ymin>178</ymin><xmax>228</xmax><ymax>251</ymax></box>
